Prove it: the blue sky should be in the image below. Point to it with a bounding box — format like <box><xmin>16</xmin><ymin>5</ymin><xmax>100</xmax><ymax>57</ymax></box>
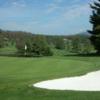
<box><xmin>0</xmin><ymin>0</ymin><xmax>93</xmax><ymax>35</ymax></box>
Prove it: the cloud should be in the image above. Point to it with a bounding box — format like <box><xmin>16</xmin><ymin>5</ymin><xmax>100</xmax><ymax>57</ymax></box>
<box><xmin>1</xmin><ymin>0</ymin><xmax>27</xmax><ymax>8</ymax></box>
<box><xmin>71</xmin><ymin>0</ymin><xmax>81</xmax><ymax>3</ymax></box>
<box><xmin>46</xmin><ymin>4</ymin><xmax>61</xmax><ymax>13</ymax></box>
<box><xmin>62</xmin><ymin>4</ymin><xmax>91</xmax><ymax>20</ymax></box>
<box><xmin>11</xmin><ymin>1</ymin><xmax>26</xmax><ymax>7</ymax></box>
<box><xmin>39</xmin><ymin>3</ymin><xmax>91</xmax><ymax>34</ymax></box>
<box><xmin>46</xmin><ymin>0</ymin><xmax>64</xmax><ymax>13</ymax></box>
<box><xmin>45</xmin><ymin>3</ymin><xmax>91</xmax><ymax>25</ymax></box>
<box><xmin>0</xmin><ymin>0</ymin><xmax>92</xmax><ymax>34</ymax></box>
<box><xmin>53</xmin><ymin>0</ymin><xmax>63</xmax><ymax>3</ymax></box>
<box><xmin>11</xmin><ymin>0</ymin><xmax>26</xmax><ymax>7</ymax></box>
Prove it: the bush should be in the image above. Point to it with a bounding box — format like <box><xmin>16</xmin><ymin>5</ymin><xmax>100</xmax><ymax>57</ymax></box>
<box><xmin>16</xmin><ymin>35</ymin><xmax>53</xmax><ymax>56</ymax></box>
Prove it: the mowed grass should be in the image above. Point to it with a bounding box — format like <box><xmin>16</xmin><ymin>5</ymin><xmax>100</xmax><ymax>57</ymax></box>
<box><xmin>0</xmin><ymin>56</ymin><xmax>100</xmax><ymax>100</ymax></box>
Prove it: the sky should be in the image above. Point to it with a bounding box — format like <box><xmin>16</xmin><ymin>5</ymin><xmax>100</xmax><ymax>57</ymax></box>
<box><xmin>0</xmin><ymin>0</ymin><xmax>94</xmax><ymax>35</ymax></box>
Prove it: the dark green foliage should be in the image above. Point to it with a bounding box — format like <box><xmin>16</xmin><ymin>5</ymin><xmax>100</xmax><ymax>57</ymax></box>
<box><xmin>16</xmin><ymin>39</ymin><xmax>26</xmax><ymax>54</ymax></box>
<box><xmin>46</xmin><ymin>36</ymin><xmax>65</xmax><ymax>50</ymax></box>
<box><xmin>16</xmin><ymin>34</ymin><xmax>53</xmax><ymax>56</ymax></box>
<box><xmin>46</xmin><ymin>34</ymin><xmax>94</xmax><ymax>54</ymax></box>
<box><xmin>65</xmin><ymin>34</ymin><xmax>94</xmax><ymax>54</ymax></box>
<box><xmin>54</xmin><ymin>37</ymin><xmax>65</xmax><ymax>50</ymax></box>
<box><xmin>89</xmin><ymin>0</ymin><xmax>100</xmax><ymax>53</ymax></box>
<box><xmin>31</xmin><ymin>35</ymin><xmax>53</xmax><ymax>56</ymax></box>
<box><xmin>15</xmin><ymin>33</ymin><xmax>33</xmax><ymax>56</ymax></box>
<box><xmin>0</xmin><ymin>30</ymin><xmax>53</xmax><ymax>56</ymax></box>
<box><xmin>71</xmin><ymin>37</ymin><xmax>80</xmax><ymax>53</ymax></box>
<box><xmin>0</xmin><ymin>29</ymin><xmax>94</xmax><ymax>55</ymax></box>
<box><xmin>0</xmin><ymin>29</ymin><xmax>4</xmax><ymax>48</ymax></box>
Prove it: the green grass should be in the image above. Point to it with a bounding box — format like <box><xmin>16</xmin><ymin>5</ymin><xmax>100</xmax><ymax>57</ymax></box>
<box><xmin>0</xmin><ymin>46</ymin><xmax>17</xmax><ymax>55</ymax></box>
<box><xmin>52</xmin><ymin>48</ymin><xmax>67</xmax><ymax>56</ymax></box>
<box><xmin>0</xmin><ymin>56</ymin><xmax>100</xmax><ymax>100</ymax></box>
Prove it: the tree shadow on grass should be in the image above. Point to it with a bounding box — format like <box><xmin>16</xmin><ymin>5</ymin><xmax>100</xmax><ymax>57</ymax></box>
<box><xmin>0</xmin><ymin>52</ymin><xmax>46</xmax><ymax>58</ymax></box>
<box><xmin>0</xmin><ymin>52</ymin><xmax>100</xmax><ymax>58</ymax></box>
<box><xmin>64</xmin><ymin>53</ymin><xmax>100</xmax><ymax>57</ymax></box>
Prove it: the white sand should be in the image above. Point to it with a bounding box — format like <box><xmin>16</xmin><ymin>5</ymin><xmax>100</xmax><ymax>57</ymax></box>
<box><xmin>33</xmin><ymin>70</ymin><xmax>100</xmax><ymax>91</ymax></box>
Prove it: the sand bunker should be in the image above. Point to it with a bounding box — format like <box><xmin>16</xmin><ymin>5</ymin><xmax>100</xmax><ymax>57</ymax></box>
<box><xmin>33</xmin><ymin>70</ymin><xmax>100</xmax><ymax>91</ymax></box>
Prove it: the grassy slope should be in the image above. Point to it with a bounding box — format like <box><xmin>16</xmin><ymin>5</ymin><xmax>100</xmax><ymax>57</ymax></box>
<box><xmin>0</xmin><ymin>46</ymin><xmax>17</xmax><ymax>55</ymax></box>
<box><xmin>0</xmin><ymin>56</ymin><xmax>100</xmax><ymax>100</ymax></box>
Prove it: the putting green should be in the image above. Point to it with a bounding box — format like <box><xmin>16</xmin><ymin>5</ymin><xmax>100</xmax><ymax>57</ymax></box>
<box><xmin>0</xmin><ymin>56</ymin><xmax>100</xmax><ymax>100</ymax></box>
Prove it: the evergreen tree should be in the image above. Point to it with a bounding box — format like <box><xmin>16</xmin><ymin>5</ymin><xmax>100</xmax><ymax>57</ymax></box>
<box><xmin>89</xmin><ymin>0</ymin><xmax>100</xmax><ymax>53</ymax></box>
<box><xmin>0</xmin><ymin>29</ymin><xmax>4</xmax><ymax>48</ymax></box>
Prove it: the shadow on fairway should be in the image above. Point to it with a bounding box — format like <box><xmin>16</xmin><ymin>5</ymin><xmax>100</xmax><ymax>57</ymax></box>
<box><xmin>0</xmin><ymin>52</ymin><xmax>100</xmax><ymax>58</ymax></box>
<box><xmin>0</xmin><ymin>53</ymin><xmax>47</xmax><ymax>58</ymax></box>
<box><xmin>64</xmin><ymin>53</ymin><xmax>100</xmax><ymax>57</ymax></box>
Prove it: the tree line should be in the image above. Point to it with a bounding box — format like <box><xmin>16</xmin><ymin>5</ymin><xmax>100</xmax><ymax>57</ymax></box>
<box><xmin>0</xmin><ymin>29</ymin><xmax>94</xmax><ymax>56</ymax></box>
<box><xmin>0</xmin><ymin>30</ymin><xmax>53</xmax><ymax>56</ymax></box>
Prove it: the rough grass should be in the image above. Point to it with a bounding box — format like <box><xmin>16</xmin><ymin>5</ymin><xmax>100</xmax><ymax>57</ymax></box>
<box><xmin>0</xmin><ymin>56</ymin><xmax>100</xmax><ymax>100</ymax></box>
